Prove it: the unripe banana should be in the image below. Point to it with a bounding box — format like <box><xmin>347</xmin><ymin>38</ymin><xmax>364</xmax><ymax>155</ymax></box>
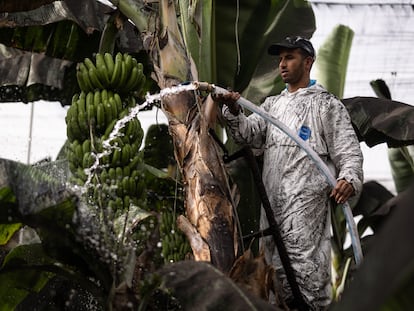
<box><xmin>104</xmin><ymin>52</ymin><xmax>115</xmax><ymax>79</ymax></box>
<box><xmin>76</xmin><ymin>167</ymin><xmax>87</xmax><ymax>182</ymax></box>
<box><xmin>111</xmin><ymin>52</ymin><xmax>123</xmax><ymax>85</ymax></box>
<box><xmin>67</xmin><ymin>103</ymin><xmax>83</xmax><ymax>141</ymax></box>
<box><xmin>93</xmin><ymin>89</ymin><xmax>102</xmax><ymax>107</ymax></box>
<box><xmin>77</xmin><ymin>96</ymin><xmax>88</xmax><ymax>134</ymax></box>
<box><xmin>116</xmin><ymin>61</ymin><xmax>127</xmax><ymax>90</ymax></box>
<box><xmin>125</xmin><ymin>118</ymin><xmax>135</xmax><ymax>141</ymax></box>
<box><xmin>129</xmin><ymin>140</ymin><xmax>139</xmax><ymax>156</ymax></box>
<box><xmin>121</xmin><ymin>143</ymin><xmax>131</xmax><ymax>166</ymax></box>
<box><xmin>128</xmin><ymin>177</ymin><xmax>136</xmax><ymax>197</ymax></box>
<box><xmin>109</xmin><ymin>96</ymin><xmax>118</xmax><ymax>120</ymax></box>
<box><xmin>86</xmin><ymin>91</ymin><xmax>94</xmax><ymax>108</ymax></box>
<box><xmin>84</xmin><ymin>57</ymin><xmax>97</xmax><ymax>71</ymax></box>
<box><xmin>82</xmin><ymin>139</ymin><xmax>91</xmax><ymax>154</ymax></box>
<box><xmin>66</xmin><ymin>108</ymin><xmax>75</xmax><ymax>141</ymax></box>
<box><xmin>116</xmin><ymin>167</ymin><xmax>123</xmax><ymax>180</ymax></box>
<box><xmin>76</xmin><ymin>70</ymin><xmax>88</xmax><ymax>92</ymax></box>
<box><xmin>130</xmin><ymin>169</ymin><xmax>139</xmax><ymax>181</ymax></box>
<box><xmin>113</xmin><ymin>137</ymin><xmax>124</xmax><ymax>149</ymax></box>
<box><xmin>100</xmin><ymin>168</ymin><xmax>109</xmax><ymax>184</ymax></box>
<box><xmin>122</xmin><ymin>176</ymin><xmax>130</xmax><ymax>196</ymax></box>
<box><xmin>123</xmin><ymin>195</ymin><xmax>131</xmax><ymax>209</ymax></box>
<box><xmin>103</xmin><ymin>99</ymin><xmax>114</xmax><ymax>126</ymax></box>
<box><xmin>128</xmin><ymin>155</ymin><xmax>140</xmax><ymax>171</ymax></box>
<box><xmin>108</xmin><ymin>199</ymin><xmax>117</xmax><ymax>212</ymax></box>
<box><xmin>113</xmin><ymin>93</ymin><xmax>123</xmax><ymax>112</ymax></box>
<box><xmin>96</xmin><ymin>102</ymin><xmax>106</xmax><ymax>131</ymax></box>
<box><xmin>123</xmin><ymin>66</ymin><xmax>140</xmax><ymax>94</ymax></box>
<box><xmin>89</xmin><ymin>68</ymin><xmax>104</xmax><ymax>90</ymax></box>
<box><xmin>67</xmin><ymin>143</ymin><xmax>81</xmax><ymax>168</ymax></box>
<box><xmin>71</xmin><ymin>93</ymin><xmax>79</xmax><ymax>104</ymax></box>
<box><xmin>136</xmin><ymin>178</ymin><xmax>145</xmax><ymax>198</ymax></box>
<box><xmin>135</xmin><ymin>74</ymin><xmax>146</xmax><ymax>96</ymax></box>
<box><xmin>101</xmin><ymin>89</ymin><xmax>108</xmax><ymax>102</ymax></box>
<box><xmin>87</xmin><ymin>100</ymin><xmax>96</xmax><ymax>129</ymax></box>
<box><xmin>79</xmin><ymin>63</ymin><xmax>94</xmax><ymax>92</ymax></box>
<box><xmin>82</xmin><ymin>152</ymin><xmax>93</xmax><ymax>169</ymax></box>
<box><xmin>96</xmin><ymin>53</ymin><xmax>110</xmax><ymax>86</ymax></box>
<box><xmin>125</xmin><ymin>96</ymin><xmax>136</xmax><ymax>109</ymax></box>
<box><xmin>74</xmin><ymin>142</ymin><xmax>83</xmax><ymax>162</ymax></box>
<box><xmin>122</xmin><ymin>165</ymin><xmax>130</xmax><ymax>177</ymax></box>
<box><xmin>123</xmin><ymin>53</ymin><xmax>133</xmax><ymax>72</ymax></box>
<box><xmin>104</xmin><ymin>119</ymin><xmax>117</xmax><ymax>139</ymax></box>
<box><xmin>108</xmin><ymin>167</ymin><xmax>117</xmax><ymax>181</ymax></box>
<box><xmin>112</xmin><ymin>148</ymin><xmax>121</xmax><ymax>167</ymax></box>
<box><xmin>115</xmin><ymin>197</ymin><xmax>123</xmax><ymax>210</ymax></box>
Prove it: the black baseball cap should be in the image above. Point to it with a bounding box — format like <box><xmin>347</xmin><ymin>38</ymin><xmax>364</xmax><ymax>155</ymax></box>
<box><xmin>268</xmin><ymin>36</ymin><xmax>315</xmax><ymax>58</ymax></box>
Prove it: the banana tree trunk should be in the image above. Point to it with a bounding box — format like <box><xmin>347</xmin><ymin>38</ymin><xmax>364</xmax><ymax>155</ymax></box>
<box><xmin>160</xmin><ymin>88</ymin><xmax>237</xmax><ymax>273</ymax></box>
<box><xmin>127</xmin><ymin>0</ymin><xmax>238</xmax><ymax>272</ymax></box>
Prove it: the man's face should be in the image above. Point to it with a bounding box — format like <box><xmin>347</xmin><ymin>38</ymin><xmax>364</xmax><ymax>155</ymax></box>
<box><xmin>277</xmin><ymin>48</ymin><xmax>310</xmax><ymax>84</ymax></box>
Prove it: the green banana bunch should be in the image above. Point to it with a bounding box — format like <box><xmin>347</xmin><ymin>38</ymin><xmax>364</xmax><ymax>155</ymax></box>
<box><xmin>66</xmin><ymin>52</ymin><xmax>193</xmax><ymax>265</ymax></box>
<box><xmin>76</xmin><ymin>52</ymin><xmax>146</xmax><ymax>95</ymax></box>
<box><xmin>66</xmin><ymin>52</ymin><xmax>147</xmax><ymax>221</ymax></box>
<box><xmin>159</xmin><ymin>211</ymin><xmax>191</xmax><ymax>263</ymax></box>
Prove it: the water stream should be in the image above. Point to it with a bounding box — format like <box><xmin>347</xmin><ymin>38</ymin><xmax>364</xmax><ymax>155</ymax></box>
<box><xmin>81</xmin><ymin>83</ymin><xmax>197</xmax><ymax>192</ymax></box>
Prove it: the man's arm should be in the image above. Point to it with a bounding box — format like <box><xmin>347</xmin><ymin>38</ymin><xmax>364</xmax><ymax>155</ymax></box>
<box><xmin>214</xmin><ymin>92</ymin><xmax>270</xmax><ymax>149</ymax></box>
<box><xmin>322</xmin><ymin>95</ymin><xmax>364</xmax><ymax>203</ymax></box>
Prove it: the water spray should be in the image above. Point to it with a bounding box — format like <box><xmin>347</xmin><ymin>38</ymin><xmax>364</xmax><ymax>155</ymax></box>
<box><xmin>194</xmin><ymin>81</ymin><xmax>363</xmax><ymax>266</ymax></box>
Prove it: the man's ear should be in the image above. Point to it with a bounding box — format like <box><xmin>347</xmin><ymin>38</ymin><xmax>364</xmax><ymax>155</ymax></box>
<box><xmin>305</xmin><ymin>56</ymin><xmax>314</xmax><ymax>70</ymax></box>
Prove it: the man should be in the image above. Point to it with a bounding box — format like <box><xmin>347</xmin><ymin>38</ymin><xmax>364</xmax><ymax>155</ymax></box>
<box><xmin>216</xmin><ymin>36</ymin><xmax>363</xmax><ymax>309</ymax></box>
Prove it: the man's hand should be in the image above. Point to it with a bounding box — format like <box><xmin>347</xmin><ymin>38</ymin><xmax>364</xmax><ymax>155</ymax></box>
<box><xmin>330</xmin><ymin>179</ymin><xmax>354</xmax><ymax>204</ymax></box>
<box><xmin>212</xmin><ymin>91</ymin><xmax>241</xmax><ymax>115</ymax></box>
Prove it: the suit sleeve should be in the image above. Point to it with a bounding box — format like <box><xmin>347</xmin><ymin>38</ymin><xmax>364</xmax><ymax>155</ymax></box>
<box><xmin>222</xmin><ymin>97</ymin><xmax>273</xmax><ymax>150</ymax></box>
<box><xmin>321</xmin><ymin>95</ymin><xmax>364</xmax><ymax>198</ymax></box>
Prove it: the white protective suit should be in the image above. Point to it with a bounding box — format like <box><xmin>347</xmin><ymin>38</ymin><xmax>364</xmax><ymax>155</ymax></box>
<box><xmin>223</xmin><ymin>83</ymin><xmax>363</xmax><ymax>309</ymax></box>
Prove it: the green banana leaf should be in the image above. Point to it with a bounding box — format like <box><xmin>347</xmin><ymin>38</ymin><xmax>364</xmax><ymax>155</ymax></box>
<box><xmin>314</xmin><ymin>24</ymin><xmax>354</xmax><ymax>98</ymax></box>
<box><xmin>369</xmin><ymin>79</ymin><xmax>414</xmax><ymax>193</ymax></box>
<box><xmin>0</xmin><ymin>0</ymin><xmax>141</xmax><ymax>104</ymax></box>
<box><xmin>370</xmin><ymin>78</ymin><xmax>392</xmax><ymax>100</ymax></box>
<box><xmin>331</xmin><ymin>183</ymin><xmax>414</xmax><ymax>311</ymax></box>
<box><xmin>178</xmin><ymin>0</ymin><xmax>214</xmax><ymax>82</ymax></box>
<box><xmin>158</xmin><ymin>260</ymin><xmax>277</xmax><ymax>310</ymax></box>
<box><xmin>215</xmin><ymin>0</ymin><xmax>316</xmax><ymax>103</ymax></box>
<box><xmin>342</xmin><ymin>96</ymin><xmax>414</xmax><ymax>148</ymax></box>
<box><xmin>0</xmin><ymin>158</ymin><xmax>114</xmax><ymax>308</ymax></box>
<box><xmin>0</xmin><ymin>244</ymin><xmax>55</xmax><ymax>310</ymax></box>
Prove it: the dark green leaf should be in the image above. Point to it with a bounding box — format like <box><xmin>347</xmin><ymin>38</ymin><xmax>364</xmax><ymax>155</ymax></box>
<box><xmin>332</xmin><ymin>183</ymin><xmax>414</xmax><ymax>311</ymax></box>
<box><xmin>342</xmin><ymin>97</ymin><xmax>414</xmax><ymax>148</ymax></box>
<box><xmin>0</xmin><ymin>244</ymin><xmax>54</xmax><ymax>310</ymax></box>
<box><xmin>216</xmin><ymin>0</ymin><xmax>315</xmax><ymax>103</ymax></box>
<box><xmin>158</xmin><ymin>261</ymin><xmax>278</xmax><ymax>310</ymax></box>
<box><xmin>370</xmin><ymin>79</ymin><xmax>392</xmax><ymax>100</ymax></box>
